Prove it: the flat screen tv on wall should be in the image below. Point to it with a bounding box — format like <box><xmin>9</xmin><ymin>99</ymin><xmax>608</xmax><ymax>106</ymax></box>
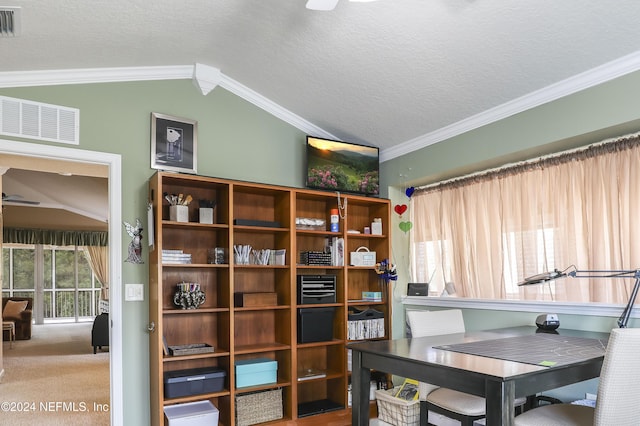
<box><xmin>306</xmin><ymin>136</ymin><xmax>379</xmax><ymax>196</ymax></box>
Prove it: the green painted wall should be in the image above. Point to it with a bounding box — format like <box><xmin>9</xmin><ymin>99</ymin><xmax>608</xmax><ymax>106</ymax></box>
<box><xmin>1</xmin><ymin>80</ymin><xmax>307</xmax><ymax>426</ymax></box>
<box><xmin>2</xmin><ymin>68</ymin><xmax>640</xmax><ymax>419</ymax></box>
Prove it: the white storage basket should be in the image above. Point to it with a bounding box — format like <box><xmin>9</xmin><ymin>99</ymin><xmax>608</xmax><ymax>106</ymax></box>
<box><xmin>375</xmin><ymin>386</ymin><xmax>420</xmax><ymax>426</ymax></box>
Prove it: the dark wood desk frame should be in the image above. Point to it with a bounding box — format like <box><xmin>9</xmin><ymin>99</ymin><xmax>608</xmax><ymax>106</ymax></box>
<box><xmin>350</xmin><ymin>326</ymin><xmax>608</xmax><ymax>426</ymax></box>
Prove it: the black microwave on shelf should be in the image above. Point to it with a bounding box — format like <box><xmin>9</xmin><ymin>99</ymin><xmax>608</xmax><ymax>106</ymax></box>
<box><xmin>297</xmin><ymin>275</ymin><xmax>336</xmax><ymax>304</ymax></box>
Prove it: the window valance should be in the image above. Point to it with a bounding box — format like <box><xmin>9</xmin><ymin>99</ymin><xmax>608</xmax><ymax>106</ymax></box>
<box><xmin>3</xmin><ymin>227</ymin><xmax>108</xmax><ymax>246</ymax></box>
<box><xmin>416</xmin><ymin>133</ymin><xmax>640</xmax><ymax>194</ymax></box>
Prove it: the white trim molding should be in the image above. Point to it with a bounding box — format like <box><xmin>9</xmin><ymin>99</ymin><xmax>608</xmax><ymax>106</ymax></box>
<box><xmin>401</xmin><ymin>296</ymin><xmax>640</xmax><ymax>321</ymax></box>
<box><xmin>0</xmin><ymin>64</ymin><xmax>337</xmax><ymax>143</ymax></box>
<box><xmin>381</xmin><ymin>49</ymin><xmax>640</xmax><ymax>162</ymax></box>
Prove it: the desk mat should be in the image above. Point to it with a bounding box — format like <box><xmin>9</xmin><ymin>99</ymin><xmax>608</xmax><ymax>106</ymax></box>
<box><xmin>435</xmin><ymin>333</ymin><xmax>607</xmax><ymax>367</ymax></box>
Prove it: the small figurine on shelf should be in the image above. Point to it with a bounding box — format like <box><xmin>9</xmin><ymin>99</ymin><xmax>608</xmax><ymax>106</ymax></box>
<box><xmin>375</xmin><ymin>259</ymin><xmax>397</xmax><ymax>284</ymax></box>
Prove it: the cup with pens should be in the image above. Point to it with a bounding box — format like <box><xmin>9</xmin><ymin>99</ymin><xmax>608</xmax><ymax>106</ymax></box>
<box><xmin>165</xmin><ymin>192</ymin><xmax>192</xmax><ymax>223</ymax></box>
<box><xmin>173</xmin><ymin>282</ymin><xmax>205</xmax><ymax>309</ymax></box>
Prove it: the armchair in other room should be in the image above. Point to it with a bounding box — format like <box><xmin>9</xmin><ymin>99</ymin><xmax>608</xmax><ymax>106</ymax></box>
<box><xmin>2</xmin><ymin>297</ymin><xmax>33</xmax><ymax>340</ymax></box>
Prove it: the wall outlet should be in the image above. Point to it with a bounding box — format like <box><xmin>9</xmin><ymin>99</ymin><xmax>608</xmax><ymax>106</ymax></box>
<box><xmin>586</xmin><ymin>393</ymin><xmax>597</xmax><ymax>400</ymax></box>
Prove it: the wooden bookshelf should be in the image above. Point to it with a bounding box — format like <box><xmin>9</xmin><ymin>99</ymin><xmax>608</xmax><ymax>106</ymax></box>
<box><xmin>149</xmin><ymin>172</ymin><xmax>391</xmax><ymax>425</ymax></box>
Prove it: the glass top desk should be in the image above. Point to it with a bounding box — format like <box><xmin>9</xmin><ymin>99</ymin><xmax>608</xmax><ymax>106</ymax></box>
<box><xmin>349</xmin><ymin>326</ymin><xmax>609</xmax><ymax>426</ymax></box>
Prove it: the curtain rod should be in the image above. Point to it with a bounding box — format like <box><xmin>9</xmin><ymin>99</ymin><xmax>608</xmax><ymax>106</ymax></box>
<box><xmin>416</xmin><ymin>131</ymin><xmax>640</xmax><ymax>194</ymax></box>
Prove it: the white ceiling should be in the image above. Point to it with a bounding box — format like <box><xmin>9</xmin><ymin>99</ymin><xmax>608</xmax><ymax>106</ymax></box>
<box><xmin>1</xmin><ymin>1</ymin><xmax>640</xmax><ymax>161</ymax></box>
<box><xmin>0</xmin><ymin>159</ymin><xmax>108</xmax><ymax>231</ymax></box>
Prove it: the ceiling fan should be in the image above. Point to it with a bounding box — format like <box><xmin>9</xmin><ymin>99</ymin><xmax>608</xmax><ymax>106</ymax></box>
<box><xmin>2</xmin><ymin>193</ymin><xmax>40</xmax><ymax>205</ymax></box>
<box><xmin>306</xmin><ymin>0</ymin><xmax>378</xmax><ymax>11</ymax></box>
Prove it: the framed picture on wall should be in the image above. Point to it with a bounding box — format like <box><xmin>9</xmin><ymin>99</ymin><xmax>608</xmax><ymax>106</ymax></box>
<box><xmin>151</xmin><ymin>112</ymin><xmax>197</xmax><ymax>174</ymax></box>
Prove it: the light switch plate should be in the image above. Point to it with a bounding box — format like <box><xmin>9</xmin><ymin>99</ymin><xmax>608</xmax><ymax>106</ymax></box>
<box><xmin>125</xmin><ymin>283</ymin><xmax>144</xmax><ymax>301</ymax></box>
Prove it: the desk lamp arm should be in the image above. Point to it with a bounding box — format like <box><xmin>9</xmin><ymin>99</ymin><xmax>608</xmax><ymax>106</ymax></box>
<box><xmin>617</xmin><ymin>275</ymin><xmax>640</xmax><ymax>328</ymax></box>
<box><xmin>521</xmin><ymin>268</ymin><xmax>640</xmax><ymax>328</ymax></box>
<box><xmin>567</xmin><ymin>269</ymin><xmax>640</xmax><ymax>328</ymax></box>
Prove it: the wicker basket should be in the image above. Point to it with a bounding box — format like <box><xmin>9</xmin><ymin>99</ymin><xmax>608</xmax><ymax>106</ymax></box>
<box><xmin>375</xmin><ymin>387</ymin><xmax>420</xmax><ymax>426</ymax></box>
<box><xmin>235</xmin><ymin>388</ymin><xmax>283</xmax><ymax>426</ymax></box>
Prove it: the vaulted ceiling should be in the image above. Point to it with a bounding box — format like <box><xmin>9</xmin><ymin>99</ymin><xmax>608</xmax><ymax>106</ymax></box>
<box><xmin>1</xmin><ymin>1</ymin><xmax>640</xmax><ymax>162</ymax></box>
<box><xmin>1</xmin><ymin>1</ymin><xmax>640</xmax><ymax>230</ymax></box>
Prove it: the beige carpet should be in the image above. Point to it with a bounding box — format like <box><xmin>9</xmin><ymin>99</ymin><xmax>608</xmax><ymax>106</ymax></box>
<box><xmin>1</xmin><ymin>323</ymin><xmax>110</xmax><ymax>426</ymax></box>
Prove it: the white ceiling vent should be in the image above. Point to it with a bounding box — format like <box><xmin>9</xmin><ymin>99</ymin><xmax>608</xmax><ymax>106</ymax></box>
<box><xmin>0</xmin><ymin>7</ymin><xmax>21</xmax><ymax>37</ymax></box>
<box><xmin>0</xmin><ymin>96</ymin><xmax>80</xmax><ymax>145</ymax></box>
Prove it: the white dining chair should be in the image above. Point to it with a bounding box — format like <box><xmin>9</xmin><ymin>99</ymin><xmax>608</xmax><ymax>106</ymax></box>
<box><xmin>514</xmin><ymin>327</ymin><xmax>640</xmax><ymax>426</ymax></box>
<box><xmin>406</xmin><ymin>309</ymin><xmax>526</xmax><ymax>426</ymax></box>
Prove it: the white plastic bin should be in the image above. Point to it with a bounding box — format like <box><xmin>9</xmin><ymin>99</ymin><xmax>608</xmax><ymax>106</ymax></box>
<box><xmin>164</xmin><ymin>400</ymin><xmax>219</xmax><ymax>426</ymax></box>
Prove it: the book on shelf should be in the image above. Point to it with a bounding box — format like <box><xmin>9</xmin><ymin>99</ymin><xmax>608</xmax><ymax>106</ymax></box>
<box><xmin>162</xmin><ymin>258</ymin><xmax>192</xmax><ymax>265</ymax></box>
<box><xmin>162</xmin><ymin>254</ymin><xmax>192</xmax><ymax>259</ymax></box>
<box><xmin>162</xmin><ymin>335</ymin><xmax>169</xmax><ymax>356</ymax></box>
<box><xmin>162</xmin><ymin>249</ymin><xmax>192</xmax><ymax>264</ymax></box>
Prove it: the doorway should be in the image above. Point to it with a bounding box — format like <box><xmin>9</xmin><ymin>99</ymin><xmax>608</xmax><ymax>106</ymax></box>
<box><xmin>0</xmin><ymin>139</ymin><xmax>123</xmax><ymax>425</ymax></box>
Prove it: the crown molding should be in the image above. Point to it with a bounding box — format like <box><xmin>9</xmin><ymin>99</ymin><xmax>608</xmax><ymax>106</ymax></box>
<box><xmin>0</xmin><ymin>66</ymin><xmax>193</xmax><ymax>87</ymax></box>
<box><xmin>380</xmin><ymin>49</ymin><xmax>640</xmax><ymax>162</ymax></box>
<box><xmin>2</xmin><ymin>51</ymin><xmax>640</xmax><ymax>164</ymax></box>
<box><xmin>0</xmin><ymin>65</ymin><xmax>336</xmax><ymax>142</ymax></box>
<box><xmin>217</xmin><ymin>75</ymin><xmax>336</xmax><ymax>140</ymax></box>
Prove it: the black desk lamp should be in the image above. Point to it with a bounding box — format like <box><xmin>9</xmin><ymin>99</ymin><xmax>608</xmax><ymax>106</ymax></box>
<box><xmin>517</xmin><ymin>267</ymin><xmax>640</xmax><ymax>328</ymax></box>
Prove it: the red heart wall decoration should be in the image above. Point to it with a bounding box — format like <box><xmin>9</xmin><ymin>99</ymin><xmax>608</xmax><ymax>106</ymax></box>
<box><xmin>394</xmin><ymin>204</ymin><xmax>408</xmax><ymax>215</ymax></box>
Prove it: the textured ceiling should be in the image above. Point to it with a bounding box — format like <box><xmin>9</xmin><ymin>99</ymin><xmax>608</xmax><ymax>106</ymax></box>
<box><xmin>1</xmin><ymin>1</ymin><xmax>640</xmax><ymax>160</ymax></box>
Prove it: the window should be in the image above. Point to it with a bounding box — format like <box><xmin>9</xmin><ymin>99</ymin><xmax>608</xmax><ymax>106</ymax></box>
<box><xmin>2</xmin><ymin>244</ymin><xmax>101</xmax><ymax>322</ymax></box>
<box><xmin>502</xmin><ymin>228</ymin><xmax>556</xmax><ymax>299</ymax></box>
<box><xmin>3</xmin><ymin>246</ymin><xmax>35</xmax><ymax>298</ymax></box>
<box><xmin>410</xmin><ymin>134</ymin><xmax>640</xmax><ymax>305</ymax></box>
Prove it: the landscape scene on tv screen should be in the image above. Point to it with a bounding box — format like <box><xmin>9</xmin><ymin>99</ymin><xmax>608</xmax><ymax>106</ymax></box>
<box><xmin>306</xmin><ymin>136</ymin><xmax>379</xmax><ymax>196</ymax></box>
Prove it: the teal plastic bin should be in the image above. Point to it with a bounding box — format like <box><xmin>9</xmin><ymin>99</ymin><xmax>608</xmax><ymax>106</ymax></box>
<box><xmin>235</xmin><ymin>358</ymin><xmax>277</xmax><ymax>388</ymax></box>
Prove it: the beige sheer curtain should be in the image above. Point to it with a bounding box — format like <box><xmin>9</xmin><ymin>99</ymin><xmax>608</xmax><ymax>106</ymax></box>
<box><xmin>410</xmin><ymin>133</ymin><xmax>640</xmax><ymax>303</ymax></box>
<box><xmin>84</xmin><ymin>245</ymin><xmax>109</xmax><ymax>300</ymax></box>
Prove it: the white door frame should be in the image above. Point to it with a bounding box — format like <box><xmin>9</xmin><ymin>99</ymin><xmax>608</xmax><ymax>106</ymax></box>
<box><xmin>0</xmin><ymin>138</ymin><xmax>123</xmax><ymax>425</ymax></box>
